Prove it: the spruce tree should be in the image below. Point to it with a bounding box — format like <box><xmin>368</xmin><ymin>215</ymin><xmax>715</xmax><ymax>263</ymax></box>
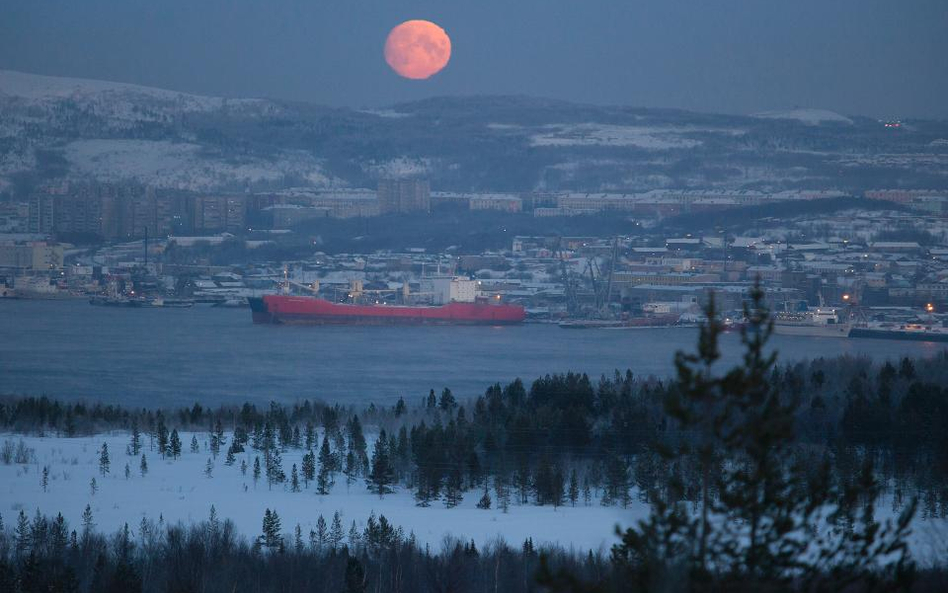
<box><xmin>306</xmin><ymin>450</ymin><xmax>317</xmax><ymax>485</ymax></box>
<box><xmin>605</xmin><ymin>287</ymin><xmax>917</xmax><ymax>592</ymax></box>
<box><xmin>329</xmin><ymin>511</ymin><xmax>344</xmax><ymax>550</ymax></box>
<box><xmin>318</xmin><ymin>434</ymin><xmax>335</xmax><ymax>476</ymax></box>
<box><xmin>99</xmin><ymin>443</ymin><xmax>110</xmax><ymax>476</ymax></box>
<box><xmin>265</xmin><ymin>446</ymin><xmax>285</xmax><ymax>489</ymax></box>
<box><xmin>130</xmin><ymin>419</ymin><xmax>142</xmax><ymax>456</ymax></box>
<box><xmin>168</xmin><ymin>429</ymin><xmax>182</xmax><ymax>459</ymax></box>
<box><xmin>315</xmin><ymin>514</ymin><xmax>328</xmax><ymax>550</ymax></box>
<box><xmin>253</xmin><ymin>456</ymin><xmax>261</xmax><ymax>486</ymax></box>
<box><xmin>568</xmin><ymin>469</ymin><xmax>579</xmax><ymax>506</ymax></box>
<box><xmin>290</xmin><ymin>463</ymin><xmax>301</xmax><ymax>492</ymax></box>
<box><xmin>367</xmin><ymin>430</ymin><xmax>395</xmax><ymax>497</ymax></box>
<box><xmin>190</xmin><ymin>435</ymin><xmax>200</xmax><ymax>454</ymax></box>
<box><xmin>140</xmin><ymin>453</ymin><xmax>148</xmax><ymax>477</ymax></box>
<box><xmin>156</xmin><ymin>416</ymin><xmax>168</xmax><ymax>458</ymax></box>
<box><xmin>477</xmin><ymin>483</ymin><xmax>492</xmax><ymax>509</ymax></box>
<box><xmin>439</xmin><ymin>387</ymin><xmax>456</xmax><ymax>411</ymax></box>
<box><xmin>41</xmin><ymin>466</ymin><xmax>49</xmax><ymax>492</ymax></box>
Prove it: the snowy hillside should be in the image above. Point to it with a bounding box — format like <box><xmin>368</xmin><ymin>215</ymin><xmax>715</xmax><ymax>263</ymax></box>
<box><xmin>0</xmin><ymin>69</ymin><xmax>264</xmax><ymax>113</ymax></box>
<box><xmin>753</xmin><ymin>108</ymin><xmax>854</xmax><ymax>125</ymax></box>
<box><xmin>0</xmin><ymin>432</ymin><xmax>631</xmax><ymax>553</ymax></box>
<box><xmin>2</xmin><ymin>431</ymin><xmax>946</xmax><ymax>559</ymax></box>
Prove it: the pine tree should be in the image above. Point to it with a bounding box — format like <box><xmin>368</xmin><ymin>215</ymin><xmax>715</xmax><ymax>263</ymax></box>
<box><xmin>130</xmin><ymin>419</ymin><xmax>142</xmax><ymax>456</ymax></box>
<box><xmin>81</xmin><ymin>505</ymin><xmax>94</xmax><ymax>538</ymax></box>
<box><xmin>318</xmin><ymin>434</ymin><xmax>335</xmax><ymax>474</ymax></box>
<box><xmin>304</xmin><ymin>421</ymin><xmax>316</xmax><ymax>450</ymax></box>
<box><xmin>89</xmin><ymin>477</ymin><xmax>97</xmax><ymax>496</ymax></box>
<box><xmin>260</xmin><ymin>508</ymin><xmax>282</xmax><ymax>550</ymax></box>
<box><xmin>190</xmin><ymin>435</ymin><xmax>200</xmax><ymax>454</ymax></box>
<box><xmin>140</xmin><ymin>453</ymin><xmax>148</xmax><ymax>477</ymax></box>
<box><xmin>225</xmin><ymin>442</ymin><xmax>236</xmax><ymax>466</ymax></box>
<box><xmin>210</xmin><ymin>418</ymin><xmax>226</xmax><ymax>458</ymax></box>
<box><xmin>443</xmin><ymin>464</ymin><xmax>464</xmax><ymax>508</ymax></box>
<box><xmin>343</xmin><ymin>450</ymin><xmax>358</xmax><ymax>489</ymax></box>
<box><xmin>439</xmin><ymin>387</ymin><xmax>456</xmax><ymax>411</ymax></box>
<box><xmin>265</xmin><ymin>447</ymin><xmax>285</xmax><ymax>489</ymax></box>
<box><xmin>294</xmin><ymin>524</ymin><xmax>304</xmax><ymax>553</ymax></box>
<box><xmin>204</xmin><ymin>457</ymin><xmax>213</xmax><ymax>478</ymax></box>
<box><xmin>14</xmin><ymin>510</ymin><xmax>30</xmax><ymax>556</ymax></box>
<box><xmin>314</xmin><ymin>514</ymin><xmax>328</xmax><ymax>550</ymax></box>
<box><xmin>367</xmin><ymin>430</ymin><xmax>395</xmax><ymax>497</ymax></box>
<box><xmin>607</xmin><ymin>287</ymin><xmax>917</xmax><ymax>592</ymax></box>
<box><xmin>99</xmin><ymin>443</ymin><xmax>110</xmax><ymax>476</ymax></box>
<box><xmin>568</xmin><ymin>468</ymin><xmax>579</xmax><ymax>506</ymax></box>
<box><xmin>156</xmin><ymin>415</ymin><xmax>168</xmax><ymax>458</ymax></box>
<box><xmin>290</xmin><ymin>463</ymin><xmax>301</xmax><ymax>492</ymax></box>
<box><xmin>169</xmin><ymin>429</ymin><xmax>182</xmax><ymax>459</ymax></box>
<box><xmin>41</xmin><ymin>465</ymin><xmax>49</xmax><ymax>492</ymax></box>
<box><xmin>476</xmin><ymin>483</ymin><xmax>492</xmax><ymax>509</ymax></box>
<box><xmin>302</xmin><ymin>450</ymin><xmax>316</xmax><ymax>487</ymax></box>
<box><xmin>426</xmin><ymin>389</ymin><xmax>437</xmax><ymax>409</ymax></box>
<box><xmin>329</xmin><ymin>511</ymin><xmax>343</xmax><ymax>550</ymax></box>
<box><xmin>253</xmin><ymin>456</ymin><xmax>261</xmax><ymax>486</ymax></box>
<box><xmin>240</xmin><ymin>458</ymin><xmax>248</xmax><ymax>476</ymax></box>
<box><xmin>347</xmin><ymin>520</ymin><xmax>361</xmax><ymax>552</ymax></box>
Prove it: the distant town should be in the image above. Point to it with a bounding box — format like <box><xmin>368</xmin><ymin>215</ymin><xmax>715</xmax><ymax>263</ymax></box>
<box><xmin>2</xmin><ymin>179</ymin><xmax>946</xmax><ymax>339</ymax></box>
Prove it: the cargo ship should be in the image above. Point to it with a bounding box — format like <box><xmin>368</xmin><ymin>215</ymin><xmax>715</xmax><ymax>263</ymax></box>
<box><xmin>849</xmin><ymin>321</ymin><xmax>948</xmax><ymax>343</ymax></box>
<box><xmin>248</xmin><ymin>277</ymin><xmax>524</xmax><ymax>326</ymax></box>
<box><xmin>772</xmin><ymin>307</ymin><xmax>851</xmax><ymax>338</ymax></box>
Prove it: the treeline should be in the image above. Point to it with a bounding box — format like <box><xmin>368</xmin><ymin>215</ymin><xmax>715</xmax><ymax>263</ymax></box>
<box><xmin>0</xmin><ymin>508</ymin><xmax>597</xmax><ymax>593</ymax></box>
<box><xmin>2</xmin><ymin>507</ymin><xmax>945</xmax><ymax>593</ymax></box>
<box><xmin>2</xmin><ymin>354</ymin><xmax>948</xmax><ymax>516</ymax></box>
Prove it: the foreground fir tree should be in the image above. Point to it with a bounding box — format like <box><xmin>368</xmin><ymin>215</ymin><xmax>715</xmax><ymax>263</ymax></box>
<box><xmin>541</xmin><ymin>285</ymin><xmax>917</xmax><ymax>593</ymax></box>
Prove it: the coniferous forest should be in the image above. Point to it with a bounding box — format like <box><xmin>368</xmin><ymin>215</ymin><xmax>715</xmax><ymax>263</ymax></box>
<box><xmin>1</xmin><ymin>290</ymin><xmax>948</xmax><ymax>591</ymax></box>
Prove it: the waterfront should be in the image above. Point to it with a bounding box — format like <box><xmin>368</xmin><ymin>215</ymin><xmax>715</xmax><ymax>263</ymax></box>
<box><xmin>2</xmin><ymin>299</ymin><xmax>946</xmax><ymax>407</ymax></box>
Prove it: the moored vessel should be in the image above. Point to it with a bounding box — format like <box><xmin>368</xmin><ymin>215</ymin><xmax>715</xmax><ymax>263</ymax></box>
<box><xmin>249</xmin><ymin>276</ymin><xmax>524</xmax><ymax>326</ymax></box>
<box><xmin>849</xmin><ymin>321</ymin><xmax>948</xmax><ymax>343</ymax></box>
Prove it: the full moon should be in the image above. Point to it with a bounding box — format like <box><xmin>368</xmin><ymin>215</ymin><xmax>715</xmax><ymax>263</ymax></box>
<box><xmin>384</xmin><ymin>20</ymin><xmax>451</xmax><ymax>80</ymax></box>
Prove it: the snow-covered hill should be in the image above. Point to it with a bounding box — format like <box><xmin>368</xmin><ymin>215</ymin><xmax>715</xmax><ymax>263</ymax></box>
<box><xmin>0</xmin><ymin>69</ymin><xmax>265</xmax><ymax>113</ymax></box>
<box><xmin>753</xmin><ymin>108</ymin><xmax>853</xmax><ymax>125</ymax></box>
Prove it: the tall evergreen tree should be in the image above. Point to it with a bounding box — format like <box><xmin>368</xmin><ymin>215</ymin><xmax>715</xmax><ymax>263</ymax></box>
<box><xmin>604</xmin><ymin>287</ymin><xmax>917</xmax><ymax>593</ymax></box>
<box><xmin>301</xmin><ymin>450</ymin><xmax>316</xmax><ymax>488</ymax></box>
<box><xmin>168</xmin><ymin>429</ymin><xmax>182</xmax><ymax>459</ymax></box>
<box><xmin>99</xmin><ymin>443</ymin><xmax>110</xmax><ymax>476</ymax></box>
<box><xmin>129</xmin><ymin>419</ymin><xmax>142</xmax><ymax>456</ymax></box>
<box><xmin>367</xmin><ymin>430</ymin><xmax>395</xmax><ymax>497</ymax></box>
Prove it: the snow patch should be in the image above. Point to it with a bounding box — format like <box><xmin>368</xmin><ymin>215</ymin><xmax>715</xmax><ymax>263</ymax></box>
<box><xmin>64</xmin><ymin>140</ymin><xmax>330</xmax><ymax>191</ymax></box>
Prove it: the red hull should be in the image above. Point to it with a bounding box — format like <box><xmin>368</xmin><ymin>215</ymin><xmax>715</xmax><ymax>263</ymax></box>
<box><xmin>249</xmin><ymin>295</ymin><xmax>525</xmax><ymax>326</ymax></box>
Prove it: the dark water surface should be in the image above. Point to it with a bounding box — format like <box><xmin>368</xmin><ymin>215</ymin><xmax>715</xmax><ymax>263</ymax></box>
<box><xmin>1</xmin><ymin>299</ymin><xmax>945</xmax><ymax>407</ymax></box>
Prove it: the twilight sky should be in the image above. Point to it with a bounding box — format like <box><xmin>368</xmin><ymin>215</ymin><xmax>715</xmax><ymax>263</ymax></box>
<box><xmin>1</xmin><ymin>0</ymin><xmax>946</xmax><ymax>118</ymax></box>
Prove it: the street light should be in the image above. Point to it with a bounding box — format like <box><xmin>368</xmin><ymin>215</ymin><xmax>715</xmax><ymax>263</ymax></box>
<box><xmin>926</xmin><ymin>303</ymin><xmax>935</xmax><ymax>313</ymax></box>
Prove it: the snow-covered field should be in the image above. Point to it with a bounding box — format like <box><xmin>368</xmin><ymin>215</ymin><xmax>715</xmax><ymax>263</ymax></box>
<box><xmin>0</xmin><ymin>433</ymin><xmax>635</xmax><ymax>553</ymax></box>
<box><xmin>3</xmin><ymin>432</ymin><xmax>946</xmax><ymax>562</ymax></box>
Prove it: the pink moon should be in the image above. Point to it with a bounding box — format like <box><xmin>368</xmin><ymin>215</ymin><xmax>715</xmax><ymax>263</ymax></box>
<box><xmin>384</xmin><ymin>20</ymin><xmax>452</xmax><ymax>80</ymax></box>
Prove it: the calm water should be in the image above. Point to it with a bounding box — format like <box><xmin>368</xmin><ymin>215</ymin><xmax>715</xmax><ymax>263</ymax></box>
<box><xmin>1</xmin><ymin>299</ymin><xmax>945</xmax><ymax>407</ymax></box>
